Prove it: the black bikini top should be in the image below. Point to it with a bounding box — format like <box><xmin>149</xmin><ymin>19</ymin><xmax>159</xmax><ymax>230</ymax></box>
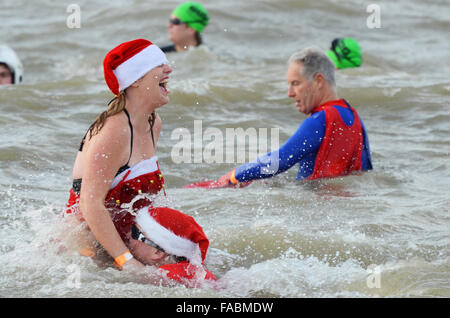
<box><xmin>78</xmin><ymin>108</ymin><xmax>133</xmax><ymax>175</ymax></box>
<box><xmin>72</xmin><ymin>109</ymin><xmax>155</xmax><ymax>194</ymax></box>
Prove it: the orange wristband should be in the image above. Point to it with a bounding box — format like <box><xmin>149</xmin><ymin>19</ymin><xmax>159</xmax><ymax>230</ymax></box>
<box><xmin>114</xmin><ymin>251</ymin><xmax>133</xmax><ymax>268</ymax></box>
<box><xmin>229</xmin><ymin>169</ymin><xmax>238</xmax><ymax>185</ymax></box>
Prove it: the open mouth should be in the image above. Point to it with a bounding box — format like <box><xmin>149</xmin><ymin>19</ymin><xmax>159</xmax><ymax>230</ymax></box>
<box><xmin>159</xmin><ymin>79</ymin><xmax>168</xmax><ymax>95</ymax></box>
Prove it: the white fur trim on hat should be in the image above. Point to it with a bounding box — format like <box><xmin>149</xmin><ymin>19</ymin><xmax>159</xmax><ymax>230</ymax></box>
<box><xmin>135</xmin><ymin>208</ymin><xmax>203</xmax><ymax>266</ymax></box>
<box><xmin>113</xmin><ymin>44</ymin><xmax>168</xmax><ymax>92</ymax></box>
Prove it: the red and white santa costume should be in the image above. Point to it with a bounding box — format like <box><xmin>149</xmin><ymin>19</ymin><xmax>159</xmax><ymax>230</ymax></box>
<box><xmin>65</xmin><ymin>39</ymin><xmax>216</xmax><ymax>285</ymax></box>
<box><xmin>66</xmin><ymin>39</ymin><xmax>168</xmax><ymax>216</ymax></box>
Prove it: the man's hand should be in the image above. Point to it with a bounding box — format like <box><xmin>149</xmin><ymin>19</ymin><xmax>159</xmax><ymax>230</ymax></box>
<box><xmin>216</xmin><ymin>169</ymin><xmax>236</xmax><ymax>187</ymax></box>
<box><xmin>184</xmin><ymin>169</ymin><xmax>252</xmax><ymax>189</ymax></box>
<box><xmin>216</xmin><ymin>169</ymin><xmax>252</xmax><ymax>188</ymax></box>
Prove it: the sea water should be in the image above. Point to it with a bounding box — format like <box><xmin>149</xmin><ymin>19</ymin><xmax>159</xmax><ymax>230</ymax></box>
<box><xmin>0</xmin><ymin>0</ymin><xmax>449</xmax><ymax>297</ymax></box>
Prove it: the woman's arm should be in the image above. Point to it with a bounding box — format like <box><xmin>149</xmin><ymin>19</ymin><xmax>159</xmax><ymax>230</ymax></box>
<box><xmin>79</xmin><ymin>115</ymin><xmax>142</xmax><ymax>268</ymax></box>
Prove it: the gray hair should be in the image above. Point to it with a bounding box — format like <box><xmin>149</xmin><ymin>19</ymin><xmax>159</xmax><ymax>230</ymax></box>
<box><xmin>288</xmin><ymin>46</ymin><xmax>336</xmax><ymax>90</ymax></box>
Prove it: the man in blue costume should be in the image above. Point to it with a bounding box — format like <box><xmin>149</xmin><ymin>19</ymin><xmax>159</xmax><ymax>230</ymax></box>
<box><xmin>214</xmin><ymin>47</ymin><xmax>372</xmax><ymax>186</ymax></box>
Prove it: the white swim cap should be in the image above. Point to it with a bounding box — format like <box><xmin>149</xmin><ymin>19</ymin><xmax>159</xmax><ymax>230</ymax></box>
<box><xmin>0</xmin><ymin>45</ymin><xmax>23</xmax><ymax>84</ymax></box>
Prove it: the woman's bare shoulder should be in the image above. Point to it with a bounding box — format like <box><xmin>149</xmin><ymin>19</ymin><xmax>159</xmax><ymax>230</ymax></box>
<box><xmin>84</xmin><ymin>112</ymin><xmax>131</xmax><ymax>157</ymax></box>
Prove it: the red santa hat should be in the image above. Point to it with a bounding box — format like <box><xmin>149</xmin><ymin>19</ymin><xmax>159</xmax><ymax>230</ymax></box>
<box><xmin>134</xmin><ymin>206</ymin><xmax>209</xmax><ymax>266</ymax></box>
<box><xmin>103</xmin><ymin>39</ymin><xmax>168</xmax><ymax>96</ymax></box>
<box><xmin>111</xmin><ymin>206</ymin><xmax>216</xmax><ymax>285</ymax></box>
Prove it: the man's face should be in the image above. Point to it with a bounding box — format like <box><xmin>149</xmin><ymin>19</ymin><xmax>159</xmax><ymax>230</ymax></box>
<box><xmin>128</xmin><ymin>237</ymin><xmax>162</xmax><ymax>265</ymax></box>
<box><xmin>0</xmin><ymin>64</ymin><xmax>13</xmax><ymax>85</ymax></box>
<box><xmin>126</xmin><ymin>224</ymin><xmax>169</xmax><ymax>266</ymax></box>
<box><xmin>286</xmin><ymin>62</ymin><xmax>320</xmax><ymax>115</ymax></box>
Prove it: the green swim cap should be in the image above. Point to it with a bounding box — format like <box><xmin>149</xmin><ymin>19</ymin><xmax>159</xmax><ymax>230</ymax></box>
<box><xmin>173</xmin><ymin>2</ymin><xmax>209</xmax><ymax>33</ymax></box>
<box><xmin>326</xmin><ymin>38</ymin><xmax>362</xmax><ymax>69</ymax></box>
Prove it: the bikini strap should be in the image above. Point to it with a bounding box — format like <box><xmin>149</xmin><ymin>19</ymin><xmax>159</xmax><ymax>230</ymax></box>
<box><xmin>150</xmin><ymin>112</ymin><xmax>155</xmax><ymax>147</ymax></box>
<box><xmin>78</xmin><ymin>124</ymin><xmax>93</xmax><ymax>152</ymax></box>
<box><xmin>123</xmin><ymin>108</ymin><xmax>133</xmax><ymax>166</ymax></box>
<box><xmin>79</xmin><ymin>132</ymin><xmax>87</xmax><ymax>151</ymax></box>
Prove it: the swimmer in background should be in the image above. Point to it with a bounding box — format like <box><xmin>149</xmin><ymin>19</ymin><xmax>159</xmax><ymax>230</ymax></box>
<box><xmin>160</xmin><ymin>2</ymin><xmax>209</xmax><ymax>53</ymax></box>
<box><xmin>211</xmin><ymin>47</ymin><xmax>372</xmax><ymax>187</ymax></box>
<box><xmin>326</xmin><ymin>38</ymin><xmax>362</xmax><ymax>69</ymax></box>
<box><xmin>0</xmin><ymin>45</ymin><xmax>23</xmax><ymax>85</ymax></box>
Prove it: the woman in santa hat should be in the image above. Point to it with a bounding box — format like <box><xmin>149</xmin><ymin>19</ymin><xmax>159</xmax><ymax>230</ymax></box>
<box><xmin>66</xmin><ymin>39</ymin><xmax>177</xmax><ymax>272</ymax></box>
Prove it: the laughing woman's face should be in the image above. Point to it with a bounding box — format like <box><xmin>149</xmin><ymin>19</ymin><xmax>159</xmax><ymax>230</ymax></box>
<box><xmin>138</xmin><ymin>63</ymin><xmax>173</xmax><ymax>108</ymax></box>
